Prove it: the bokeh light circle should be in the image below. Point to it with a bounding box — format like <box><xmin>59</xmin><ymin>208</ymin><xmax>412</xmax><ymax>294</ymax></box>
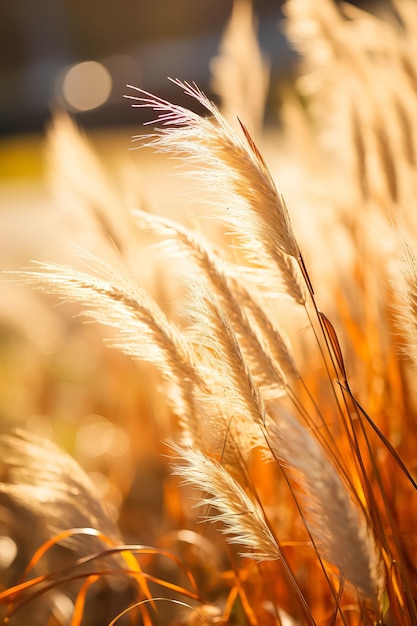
<box><xmin>61</xmin><ymin>61</ymin><xmax>112</xmax><ymax>112</ymax></box>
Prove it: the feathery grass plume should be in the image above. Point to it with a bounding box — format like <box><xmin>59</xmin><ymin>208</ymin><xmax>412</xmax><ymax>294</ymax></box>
<box><xmin>134</xmin><ymin>207</ymin><xmax>295</xmax><ymax>395</ymax></box>
<box><xmin>170</xmin><ymin>442</ymin><xmax>317</xmax><ymax>624</ymax></box>
<box><xmin>0</xmin><ymin>430</ymin><xmax>122</xmax><ymax>548</ymax></box>
<box><xmin>265</xmin><ymin>409</ymin><xmax>384</xmax><ymax>606</ymax></box>
<box><xmin>284</xmin><ymin>2</ymin><xmax>417</xmax><ymax>619</ymax></box>
<box><xmin>170</xmin><ymin>443</ymin><xmax>280</xmax><ymax>561</ymax></box>
<box><xmin>29</xmin><ymin>77</ymin><xmax>385</xmax><ymax>621</ymax></box>
<box><xmin>285</xmin><ymin>0</ymin><xmax>417</xmax><ymax>217</ymax></box>
<box><xmin>46</xmin><ymin>112</ymin><xmax>135</xmax><ymax>257</ymax></box>
<box><xmin>187</xmin><ymin>282</ymin><xmax>266</xmax><ymax>428</ymax></box>
<box><xmin>393</xmin><ymin>236</ymin><xmax>417</xmax><ymax>367</ymax></box>
<box><xmin>210</xmin><ymin>0</ymin><xmax>270</xmax><ymax>133</ymax></box>
<box><xmin>0</xmin><ymin>432</ymin><xmax>132</xmax><ymax>623</ymax></box>
<box><xmin>125</xmin><ymin>80</ymin><xmax>307</xmax><ymax>305</ymax></box>
<box><xmin>181</xmin><ymin>281</ymin><xmax>269</xmax><ymax>473</ymax></box>
<box><xmin>231</xmin><ymin>277</ymin><xmax>300</xmax><ymax>382</ymax></box>
<box><xmin>23</xmin><ymin>258</ymin><xmax>206</xmax><ymax>445</ymax></box>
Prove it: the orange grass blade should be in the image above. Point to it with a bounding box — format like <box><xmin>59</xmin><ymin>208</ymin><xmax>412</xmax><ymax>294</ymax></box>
<box><xmin>71</xmin><ymin>575</ymin><xmax>99</xmax><ymax>626</ymax></box>
<box><xmin>10</xmin><ymin>529</ymin><xmax>156</xmax><ymax>614</ymax></box>
<box><xmin>137</xmin><ymin>573</ymin><xmax>200</xmax><ymax>601</ymax></box>
<box><xmin>318</xmin><ymin>311</ymin><xmax>347</xmax><ymax>380</ymax></box>
<box><xmin>107</xmin><ymin>598</ymin><xmax>203</xmax><ymax>626</ymax></box>
<box><xmin>1</xmin><ymin>547</ymin><xmax>200</xmax><ymax>625</ymax></box>
<box><xmin>71</xmin><ymin>544</ymin><xmax>200</xmax><ymax>597</ymax></box>
<box><xmin>220</xmin><ymin>572</ymin><xmax>261</xmax><ymax>626</ymax></box>
<box><xmin>237</xmin><ymin>117</ymin><xmax>269</xmax><ymax>171</ymax></box>
<box><xmin>20</xmin><ymin>527</ymin><xmax>111</xmax><ymax>580</ymax></box>
<box><xmin>0</xmin><ymin>575</ymin><xmax>46</xmax><ymax>603</ymax></box>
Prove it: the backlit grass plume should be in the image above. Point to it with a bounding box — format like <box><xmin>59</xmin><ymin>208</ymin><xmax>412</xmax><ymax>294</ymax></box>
<box><xmin>266</xmin><ymin>409</ymin><xmax>384</xmax><ymax>604</ymax></box>
<box><xmin>170</xmin><ymin>443</ymin><xmax>281</xmax><ymax>562</ymax></box>
<box><xmin>126</xmin><ymin>79</ymin><xmax>307</xmax><ymax>305</ymax></box>
<box><xmin>0</xmin><ymin>430</ymin><xmax>122</xmax><ymax>548</ymax></box>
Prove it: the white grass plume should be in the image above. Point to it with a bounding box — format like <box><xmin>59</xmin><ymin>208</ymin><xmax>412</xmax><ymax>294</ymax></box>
<box><xmin>24</xmin><ymin>258</ymin><xmax>206</xmax><ymax>444</ymax></box>
<box><xmin>187</xmin><ymin>282</ymin><xmax>266</xmax><ymax>428</ymax></box>
<box><xmin>170</xmin><ymin>442</ymin><xmax>280</xmax><ymax>561</ymax></box>
<box><xmin>135</xmin><ymin>208</ymin><xmax>295</xmax><ymax>394</ymax></box>
<box><xmin>266</xmin><ymin>408</ymin><xmax>384</xmax><ymax>605</ymax></box>
<box><xmin>179</xmin><ymin>281</ymin><xmax>269</xmax><ymax>471</ymax></box>
<box><xmin>0</xmin><ymin>430</ymin><xmax>122</xmax><ymax>551</ymax></box>
<box><xmin>125</xmin><ymin>80</ymin><xmax>306</xmax><ymax>305</ymax></box>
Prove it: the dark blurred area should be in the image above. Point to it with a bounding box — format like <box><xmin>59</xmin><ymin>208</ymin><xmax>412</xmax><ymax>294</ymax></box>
<box><xmin>0</xmin><ymin>0</ymin><xmax>385</xmax><ymax>137</ymax></box>
<box><xmin>0</xmin><ymin>0</ymin><xmax>293</xmax><ymax>136</ymax></box>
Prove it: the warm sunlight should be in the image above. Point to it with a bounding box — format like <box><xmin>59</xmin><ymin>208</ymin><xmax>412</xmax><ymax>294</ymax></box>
<box><xmin>1</xmin><ymin>1</ymin><xmax>416</xmax><ymax>625</ymax></box>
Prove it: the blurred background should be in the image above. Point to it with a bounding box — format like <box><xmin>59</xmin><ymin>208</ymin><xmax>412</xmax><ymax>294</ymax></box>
<box><xmin>0</xmin><ymin>0</ymin><xmax>294</xmax><ymax>136</ymax></box>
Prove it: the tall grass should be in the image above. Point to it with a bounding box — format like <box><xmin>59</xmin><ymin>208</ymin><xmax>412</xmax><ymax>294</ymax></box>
<box><xmin>1</xmin><ymin>0</ymin><xmax>417</xmax><ymax>624</ymax></box>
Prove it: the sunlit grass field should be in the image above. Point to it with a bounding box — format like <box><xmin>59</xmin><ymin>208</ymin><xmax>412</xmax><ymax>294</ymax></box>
<box><xmin>1</xmin><ymin>1</ymin><xmax>417</xmax><ymax>625</ymax></box>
